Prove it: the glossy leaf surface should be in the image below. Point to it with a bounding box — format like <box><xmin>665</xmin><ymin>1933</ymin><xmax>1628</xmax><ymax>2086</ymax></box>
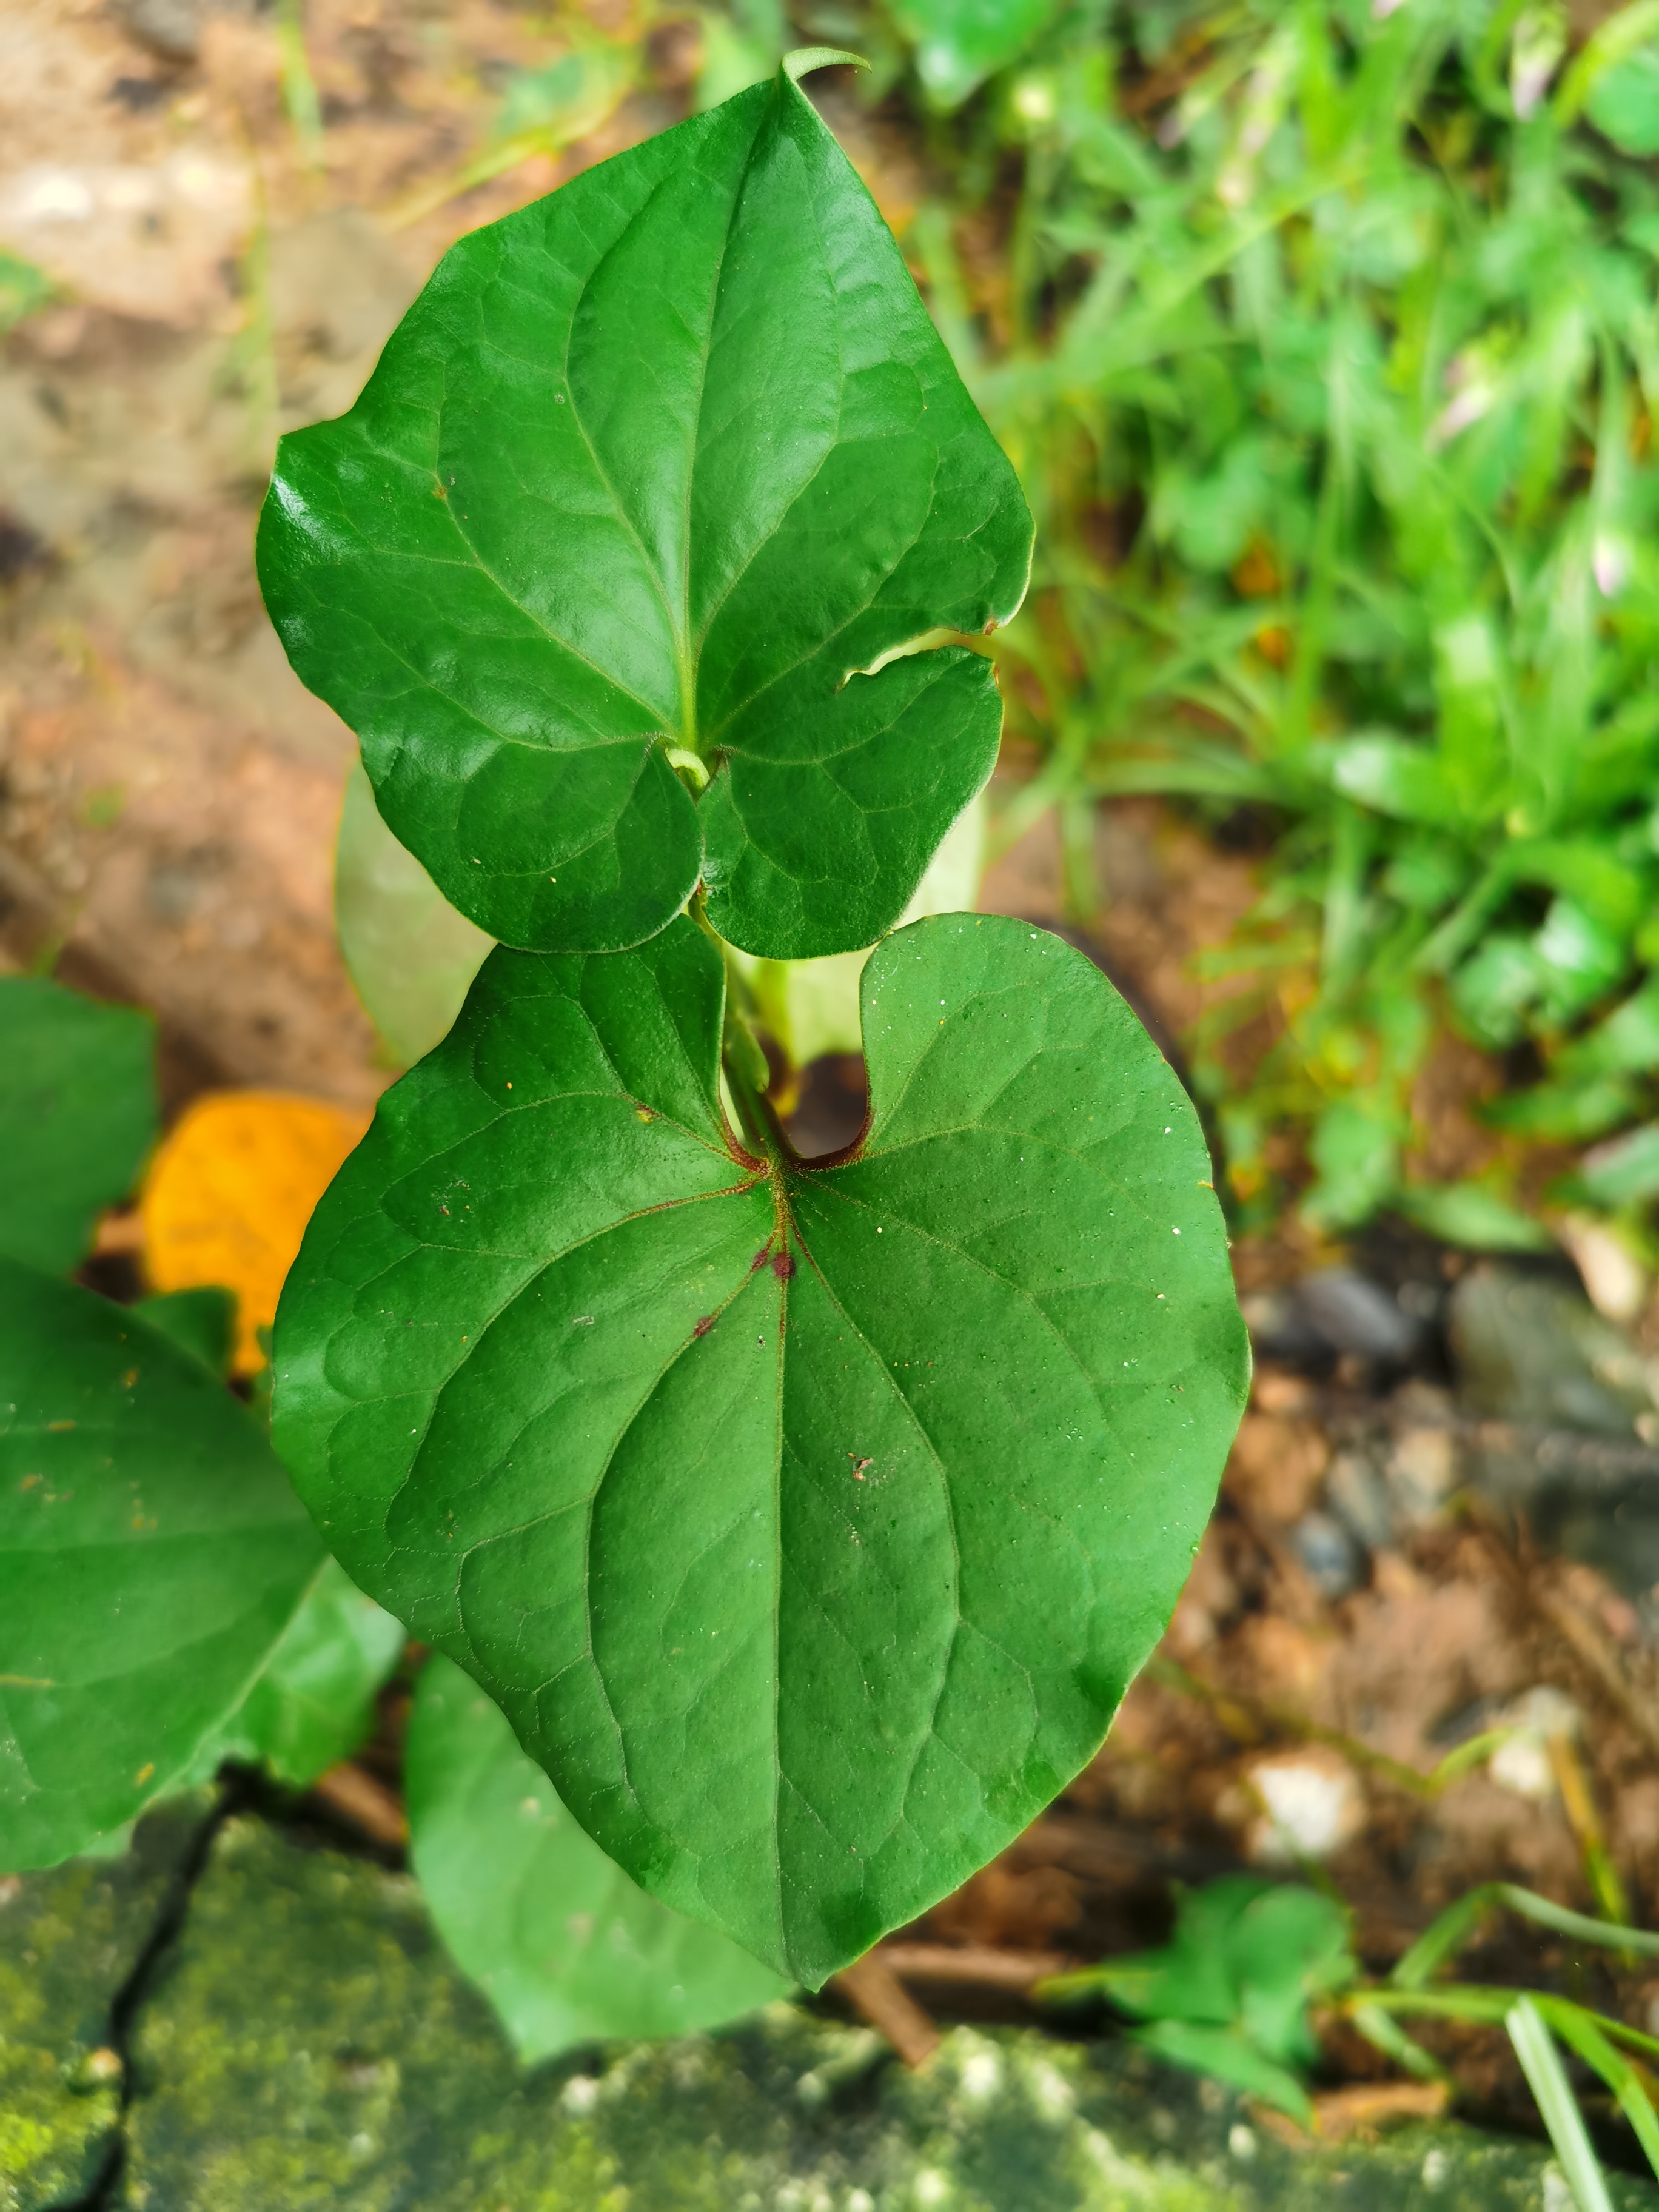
<box><xmin>273</xmin><ymin>913</ymin><xmax>1247</xmax><ymax>1983</ymax></box>
<box><xmin>336</xmin><ymin>760</ymin><xmax>494</xmax><ymax>1067</ymax></box>
<box><xmin>407</xmin><ymin>1654</ymin><xmax>789</xmax><ymax>2059</ymax></box>
<box><xmin>257</xmin><ymin>59</ymin><xmax>1030</xmax><ymax>962</ymax></box>
<box><xmin>0</xmin><ymin>1262</ymin><xmax>323</xmax><ymax>1869</ymax></box>
<box><xmin>0</xmin><ymin>977</ymin><xmax>157</xmax><ymax>1274</ymax></box>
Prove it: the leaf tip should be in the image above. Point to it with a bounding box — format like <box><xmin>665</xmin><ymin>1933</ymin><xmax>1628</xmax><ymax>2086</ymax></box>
<box><xmin>783</xmin><ymin>46</ymin><xmax>868</xmax><ymax>84</ymax></box>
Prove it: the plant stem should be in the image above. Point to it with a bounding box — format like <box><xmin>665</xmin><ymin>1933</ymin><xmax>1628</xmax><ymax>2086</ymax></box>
<box><xmin>691</xmin><ymin>894</ymin><xmax>777</xmax><ymax>1161</ymax></box>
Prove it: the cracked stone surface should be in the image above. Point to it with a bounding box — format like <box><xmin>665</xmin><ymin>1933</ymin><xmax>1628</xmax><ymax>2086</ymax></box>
<box><xmin>84</xmin><ymin>1817</ymin><xmax>1654</xmax><ymax>2210</ymax></box>
<box><xmin>3</xmin><ymin>1809</ymin><xmax>1655</xmax><ymax>2209</ymax></box>
<box><xmin>0</xmin><ymin>1800</ymin><xmax>203</xmax><ymax>2212</ymax></box>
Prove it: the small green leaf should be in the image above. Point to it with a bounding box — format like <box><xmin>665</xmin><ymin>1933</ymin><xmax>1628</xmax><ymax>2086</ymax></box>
<box><xmin>1395</xmin><ymin>1178</ymin><xmax>1552</xmax><ymax>1252</ymax></box>
<box><xmin>1324</xmin><ymin>732</ymin><xmax>1469</xmax><ymax>829</ymax></box>
<box><xmin>406</xmin><ymin>1654</ymin><xmax>789</xmax><ymax>2059</ymax></box>
<box><xmin>1451</xmin><ymin>934</ymin><xmax>1548</xmax><ymax>1050</ymax></box>
<box><xmin>694</xmin><ymin>0</ymin><xmax>789</xmax><ymax>109</ymax></box>
<box><xmin>1483</xmin><ymin>1078</ymin><xmax>1637</xmax><ymax>1142</ymax></box>
<box><xmin>335</xmin><ymin>760</ymin><xmax>494</xmax><ymax>1067</ymax></box>
<box><xmin>1302</xmin><ymin>1092</ymin><xmax>1400</xmax><ymax>1231</ymax></box>
<box><xmin>1577</xmin><ymin>1124</ymin><xmax>1659</xmax><ymax>1210</ymax></box>
<box><xmin>1043</xmin><ymin>1876</ymin><xmax>1352</xmax><ymax>2127</ymax></box>
<box><xmin>0</xmin><ymin>251</ymin><xmax>52</xmax><ymax>335</ymax></box>
<box><xmin>0</xmin><ymin>1262</ymin><xmax>323</xmax><ymax>1869</ymax></box>
<box><xmin>1130</xmin><ymin>2019</ymin><xmax>1315</xmax><ymax>2128</ymax></box>
<box><xmin>258</xmin><ymin>61</ymin><xmax>1030</xmax><ymax>963</ymax></box>
<box><xmin>0</xmin><ymin>979</ymin><xmax>158</xmax><ymax>1273</ymax></box>
<box><xmin>189</xmin><ymin>1558</ymin><xmax>404</xmax><ymax>1789</ymax></box>
<box><xmin>1586</xmin><ymin>43</ymin><xmax>1659</xmax><ymax>155</ymax></box>
<box><xmin>1060</xmin><ymin>1875</ymin><xmax>1351</xmax><ymax>2061</ymax></box>
<box><xmin>273</xmin><ymin>912</ymin><xmax>1246</xmax><ymax>1983</ymax></box>
<box><xmin>888</xmin><ymin>0</ymin><xmax>1060</xmax><ymax>108</ymax></box>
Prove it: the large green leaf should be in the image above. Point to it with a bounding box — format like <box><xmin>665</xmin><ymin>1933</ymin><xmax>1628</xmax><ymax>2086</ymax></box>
<box><xmin>257</xmin><ymin>56</ymin><xmax>1030</xmax><ymax>964</ymax></box>
<box><xmin>0</xmin><ymin>1262</ymin><xmax>324</xmax><ymax>1869</ymax></box>
<box><xmin>0</xmin><ymin>978</ymin><xmax>158</xmax><ymax>1273</ymax></box>
<box><xmin>407</xmin><ymin>1654</ymin><xmax>789</xmax><ymax>2059</ymax></box>
<box><xmin>273</xmin><ymin>912</ymin><xmax>1246</xmax><ymax>1983</ymax></box>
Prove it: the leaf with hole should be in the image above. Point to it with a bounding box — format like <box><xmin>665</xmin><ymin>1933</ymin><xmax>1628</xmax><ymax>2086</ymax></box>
<box><xmin>257</xmin><ymin>56</ymin><xmax>1030</xmax><ymax>963</ymax></box>
<box><xmin>273</xmin><ymin>911</ymin><xmax>1247</xmax><ymax>1983</ymax></box>
<box><xmin>0</xmin><ymin>977</ymin><xmax>157</xmax><ymax>1274</ymax></box>
<box><xmin>407</xmin><ymin>1653</ymin><xmax>789</xmax><ymax>2059</ymax></box>
<box><xmin>0</xmin><ymin>1261</ymin><xmax>324</xmax><ymax>1869</ymax></box>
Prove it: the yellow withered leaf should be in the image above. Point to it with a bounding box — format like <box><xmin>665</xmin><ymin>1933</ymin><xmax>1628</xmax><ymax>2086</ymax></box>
<box><xmin>141</xmin><ymin>1091</ymin><xmax>370</xmax><ymax>1373</ymax></box>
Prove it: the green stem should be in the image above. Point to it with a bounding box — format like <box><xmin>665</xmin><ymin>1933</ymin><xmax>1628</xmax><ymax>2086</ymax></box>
<box><xmin>692</xmin><ymin>895</ymin><xmax>777</xmax><ymax>1161</ymax></box>
<box><xmin>722</xmin><ymin>1015</ymin><xmax>776</xmax><ymax>1161</ymax></box>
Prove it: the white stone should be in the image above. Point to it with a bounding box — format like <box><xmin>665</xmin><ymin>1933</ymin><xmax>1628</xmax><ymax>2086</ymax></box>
<box><xmin>1246</xmin><ymin>1752</ymin><xmax>1361</xmax><ymax>1862</ymax></box>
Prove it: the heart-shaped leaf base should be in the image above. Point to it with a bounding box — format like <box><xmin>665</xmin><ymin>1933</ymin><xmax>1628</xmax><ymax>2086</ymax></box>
<box><xmin>273</xmin><ymin>913</ymin><xmax>1247</xmax><ymax>1983</ymax></box>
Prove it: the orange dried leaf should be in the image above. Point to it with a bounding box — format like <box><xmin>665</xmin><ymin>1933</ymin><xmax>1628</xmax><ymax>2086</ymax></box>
<box><xmin>140</xmin><ymin>1091</ymin><xmax>370</xmax><ymax>1373</ymax></box>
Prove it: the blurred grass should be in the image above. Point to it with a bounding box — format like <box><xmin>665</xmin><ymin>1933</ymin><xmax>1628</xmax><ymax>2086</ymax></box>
<box><xmin>815</xmin><ymin>0</ymin><xmax>1659</xmax><ymax>1263</ymax></box>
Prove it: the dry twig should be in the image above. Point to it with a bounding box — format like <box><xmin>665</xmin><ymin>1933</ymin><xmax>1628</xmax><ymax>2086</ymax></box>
<box><xmin>310</xmin><ymin>1762</ymin><xmax>408</xmax><ymax>1848</ymax></box>
<box><xmin>877</xmin><ymin>1942</ymin><xmax>1068</xmax><ymax>1990</ymax></box>
<box><xmin>833</xmin><ymin>1952</ymin><xmax>941</xmax><ymax>2068</ymax></box>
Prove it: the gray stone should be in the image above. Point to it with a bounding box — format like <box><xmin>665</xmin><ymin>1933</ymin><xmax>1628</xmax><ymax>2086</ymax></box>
<box><xmin>1289</xmin><ymin>1508</ymin><xmax>1365</xmax><ymax>1598</ymax></box>
<box><xmin>1327</xmin><ymin>1446</ymin><xmax>1398</xmax><ymax>1552</ymax></box>
<box><xmin>113</xmin><ymin>1818</ymin><xmax>1659</xmax><ymax>2210</ymax></box>
<box><xmin>112</xmin><ymin>0</ymin><xmax>203</xmax><ymax>62</ymax></box>
<box><xmin>1449</xmin><ymin>1267</ymin><xmax>1657</xmax><ymax>1438</ymax></box>
<box><xmin>1448</xmin><ymin>1265</ymin><xmax>1659</xmax><ymax>1600</ymax></box>
<box><xmin>0</xmin><ymin>1798</ymin><xmax>204</xmax><ymax>2212</ymax></box>
<box><xmin>1298</xmin><ymin>1270</ymin><xmax>1423</xmax><ymax>1364</ymax></box>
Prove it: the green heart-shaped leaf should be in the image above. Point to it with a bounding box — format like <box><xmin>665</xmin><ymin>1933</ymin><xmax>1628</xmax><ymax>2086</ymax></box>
<box><xmin>0</xmin><ymin>1263</ymin><xmax>324</xmax><ymax>1868</ymax></box>
<box><xmin>257</xmin><ymin>58</ymin><xmax>1030</xmax><ymax>963</ymax></box>
<box><xmin>407</xmin><ymin>1654</ymin><xmax>789</xmax><ymax>2060</ymax></box>
<box><xmin>273</xmin><ymin>913</ymin><xmax>1247</xmax><ymax>1983</ymax></box>
<box><xmin>0</xmin><ymin>978</ymin><xmax>157</xmax><ymax>1274</ymax></box>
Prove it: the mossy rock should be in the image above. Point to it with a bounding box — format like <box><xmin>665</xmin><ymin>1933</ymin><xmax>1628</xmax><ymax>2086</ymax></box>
<box><xmin>0</xmin><ymin>1800</ymin><xmax>203</xmax><ymax>2212</ymax></box>
<box><xmin>110</xmin><ymin>1817</ymin><xmax>1658</xmax><ymax>2210</ymax></box>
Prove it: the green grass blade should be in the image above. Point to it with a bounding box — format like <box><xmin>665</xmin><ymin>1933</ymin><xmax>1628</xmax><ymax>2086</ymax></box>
<box><xmin>1392</xmin><ymin>1882</ymin><xmax>1659</xmax><ymax>1989</ymax></box>
<box><xmin>1546</xmin><ymin>2002</ymin><xmax>1659</xmax><ymax>2184</ymax></box>
<box><xmin>1506</xmin><ymin>1996</ymin><xmax>1614</xmax><ymax>2212</ymax></box>
<box><xmin>1349</xmin><ymin>2001</ymin><xmax>1447</xmax><ymax>2082</ymax></box>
